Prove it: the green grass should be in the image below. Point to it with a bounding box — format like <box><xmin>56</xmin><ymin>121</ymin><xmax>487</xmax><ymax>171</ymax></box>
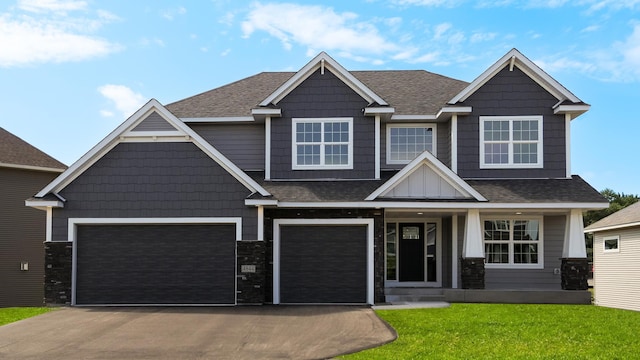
<box><xmin>343</xmin><ymin>304</ymin><xmax>640</xmax><ymax>359</ymax></box>
<box><xmin>0</xmin><ymin>307</ymin><xmax>52</xmax><ymax>326</ymax></box>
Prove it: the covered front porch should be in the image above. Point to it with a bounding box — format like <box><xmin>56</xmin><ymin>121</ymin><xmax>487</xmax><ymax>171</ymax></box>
<box><xmin>382</xmin><ymin>208</ymin><xmax>592</xmax><ymax>304</ymax></box>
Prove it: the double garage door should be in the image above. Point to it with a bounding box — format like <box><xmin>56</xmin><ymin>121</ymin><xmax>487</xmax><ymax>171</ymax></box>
<box><xmin>75</xmin><ymin>224</ymin><xmax>236</xmax><ymax>305</ymax></box>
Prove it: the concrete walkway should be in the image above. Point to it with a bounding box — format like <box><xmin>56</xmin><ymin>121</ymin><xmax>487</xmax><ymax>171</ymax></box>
<box><xmin>0</xmin><ymin>306</ymin><xmax>397</xmax><ymax>360</ymax></box>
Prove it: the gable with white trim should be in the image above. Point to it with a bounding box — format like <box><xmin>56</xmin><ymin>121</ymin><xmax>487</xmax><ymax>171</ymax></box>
<box><xmin>33</xmin><ymin>99</ymin><xmax>270</xmax><ymax>201</ymax></box>
<box><xmin>367</xmin><ymin>150</ymin><xmax>486</xmax><ymax>201</ymax></box>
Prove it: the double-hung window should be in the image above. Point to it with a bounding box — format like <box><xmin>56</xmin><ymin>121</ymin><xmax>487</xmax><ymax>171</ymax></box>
<box><xmin>480</xmin><ymin>116</ymin><xmax>543</xmax><ymax>168</ymax></box>
<box><xmin>483</xmin><ymin>218</ymin><xmax>543</xmax><ymax>269</ymax></box>
<box><xmin>387</xmin><ymin>124</ymin><xmax>436</xmax><ymax>164</ymax></box>
<box><xmin>292</xmin><ymin>118</ymin><xmax>353</xmax><ymax>169</ymax></box>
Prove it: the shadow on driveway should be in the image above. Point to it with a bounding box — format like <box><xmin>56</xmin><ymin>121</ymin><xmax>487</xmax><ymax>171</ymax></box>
<box><xmin>0</xmin><ymin>306</ymin><xmax>396</xmax><ymax>359</ymax></box>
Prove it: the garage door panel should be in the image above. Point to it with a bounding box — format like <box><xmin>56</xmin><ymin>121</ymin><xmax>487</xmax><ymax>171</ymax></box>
<box><xmin>280</xmin><ymin>225</ymin><xmax>367</xmax><ymax>303</ymax></box>
<box><xmin>76</xmin><ymin>224</ymin><xmax>235</xmax><ymax>305</ymax></box>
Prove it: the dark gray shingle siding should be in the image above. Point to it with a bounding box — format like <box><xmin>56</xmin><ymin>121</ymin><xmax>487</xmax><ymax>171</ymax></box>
<box><xmin>52</xmin><ymin>142</ymin><xmax>257</xmax><ymax>241</ymax></box>
<box><xmin>457</xmin><ymin>66</ymin><xmax>566</xmax><ymax>178</ymax></box>
<box><xmin>131</xmin><ymin>111</ymin><xmax>176</xmax><ymax>132</ymax></box>
<box><xmin>190</xmin><ymin>123</ymin><xmax>265</xmax><ymax>170</ymax></box>
<box><xmin>270</xmin><ymin>69</ymin><xmax>374</xmax><ymax>179</ymax></box>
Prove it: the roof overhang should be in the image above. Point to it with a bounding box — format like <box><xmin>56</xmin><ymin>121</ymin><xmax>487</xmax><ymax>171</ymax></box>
<box><xmin>0</xmin><ymin>162</ymin><xmax>65</xmax><ymax>173</ymax></box>
<box><xmin>181</xmin><ymin>117</ymin><xmax>255</xmax><ymax>123</ymax></box>
<box><xmin>251</xmin><ymin>108</ymin><xmax>282</xmax><ymax>121</ymax></box>
<box><xmin>25</xmin><ymin>199</ymin><xmax>64</xmax><ymax>209</ymax></box>
<box><xmin>249</xmin><ymin>200</ymin><xmax>609</xmax><ymax>210</ymax></box>
<box><xmin>553</xmin><ymin>104</ymin><xmax>591</xmax><ymax>117</ymax></box>
<box><xmin>584</xmin><ymin>221</ymin><xmax>640</xmax><ymax>233</ymax></box>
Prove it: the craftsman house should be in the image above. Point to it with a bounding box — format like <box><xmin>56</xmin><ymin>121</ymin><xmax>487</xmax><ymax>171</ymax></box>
<box><xmin>28</xmin><ymin>49</ymin><xmax>607</xmax><ymax>306</ymax></box>
<box><xmin>1</xmin><ymin>128</ymin><xmax>66</xmax><ymax>307</ymax></box>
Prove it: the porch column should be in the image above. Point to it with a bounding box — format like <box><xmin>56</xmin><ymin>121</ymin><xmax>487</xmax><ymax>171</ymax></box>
<box><xmin>561</xmin><ymin>209</ymin><xmax>589</xmax><ymax>290</ymax></box>
<box><xmin>461</xmin><ymin>209</ymin><xmax>485</xmax><ymax>289</ymax></box>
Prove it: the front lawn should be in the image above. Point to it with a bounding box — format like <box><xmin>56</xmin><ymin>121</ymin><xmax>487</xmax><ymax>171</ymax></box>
<box><xmin>0</xmin><ymin>307</ymin><xmax>52</xmax><ymax>326</ymax></box>
<box><xmin>343</xmin><ymin>304</ymin><xmax>640</xmax><ymax>359</ymax></box>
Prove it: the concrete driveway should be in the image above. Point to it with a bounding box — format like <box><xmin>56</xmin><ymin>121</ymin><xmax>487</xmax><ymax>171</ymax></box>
<box><xmin>0</xmin><ymin>306</ymin><xmax>396</xmax><ymax>360</ymax></box>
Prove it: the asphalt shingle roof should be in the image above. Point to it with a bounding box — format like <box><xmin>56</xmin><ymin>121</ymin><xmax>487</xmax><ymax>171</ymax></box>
<box><xmin>249</xmin><ymin>172</ymin><xmax>606</xmax><ymax>205</ymax></box>
<box><xmin>585</xmin><ymin>201</ymin><xmax>640</xmax><ymax>231</ymax></box>
<box><xmin>166</xmin><ymin>70</ymin><xmax>468</xmax><ymax>118</ymax></box>
<box><xmin>0</xmin><ymin>127</ymin><xmax>66</xmax><ymax>171</ymax></box>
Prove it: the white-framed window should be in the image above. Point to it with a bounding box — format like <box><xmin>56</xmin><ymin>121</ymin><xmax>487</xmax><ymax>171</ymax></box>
<box><xmin>483</xmin><ymin>217</ymin><xmax>543</xmax><ymax>269</ymax></box>
<box><xmin>603</xmin><ymin>236</ymin><xmax>620</xmax><ymax>253</ymax></box>
<box><xmin>480</xmin><ymin>116</ymin><xmax>543</xmax><ymax>169</ymax></box>
<box><xmin>292</xmin><ymin>117</ymin><xmax>353</xmax><ymax>170</ymax></box>
<box><xmin>386</xmin><ymin>124</ymin><xmax>436</xmax><ymax>164</ymax></box>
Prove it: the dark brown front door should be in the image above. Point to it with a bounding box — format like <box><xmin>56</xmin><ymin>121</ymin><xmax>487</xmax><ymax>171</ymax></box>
<box><xmin>399</xmin><ymin>223</ymin><xmax>424</xmax><ymax>282</ymax></box>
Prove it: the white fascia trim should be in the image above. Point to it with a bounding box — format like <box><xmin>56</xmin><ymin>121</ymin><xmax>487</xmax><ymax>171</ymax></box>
<box><xmin>67</xmin><ymin>217</ymin><xmax>243</xmax><ymax>241</ymax></box>
<box><xmin>366</xmin><ymin>150</ymin><xmax>487</xmax><ymax>201</ymax></box>
<box><xmin>553</xmin><ymin>104</ymin><xmax>590</xmax><ymax>115</ymax></box>
<box><xmin>272</xmin><ymin>218</ymin><xmax>375</xmax><ymax>305</ymax></box>
<box><xmin>275</xmin><ymin>201</ymin><xmax>609</xmax><ymax>209</ymax></box>
<box><xmin>364</xmin><ymin>107</ymin><xmax>395</xmax><ymax>116</ymax></box>
<box><xmin>390</xmin><ymin>115</ymin><xmax>437</xmax><ymax>121</ymax></box>
<box><xmin>0</xmin><ymin>162</ymin><xmax>65</xmax><ymax>173</ymax></box>
<box><xmin>584</xmin><ymin>221</ymin><xmax>640</xmax><ymax>233</ymax></box>
<box><xmin>36</xmin><ymin>99</ymin><xmax>270</xmax><ymax>198</ymax></box>
<box><xmin>25</xmin><ymin>200</ymin><xmax>64</xmax><ymax>208</ymax></box>
<box><xmin>435</xmin><ymin>106</ymin><xmax>472</xmax><ymax>118</ymax></box>
<box><xmin>251</xmin><ymin>108</ymin><xmax>282</xmax><ymax>116</ymax></box>
<box><xmin>181</xmin><ymin>117</ymin><xmax>255</xmax><ymax>123</ymax></box>
<box><xmin>260</xmin><ymin>52</ymin><xmax>387</xmax><ymax>106</ymax></box>
<box><xmin>448</xmin><ymin>49</ymin><xmax>581</xmax><ymax>104</ymax></box>
<box><xmin>245</xmin><ymin>199</ymin><xmax>278</xmax><ymax>206</ymax></box>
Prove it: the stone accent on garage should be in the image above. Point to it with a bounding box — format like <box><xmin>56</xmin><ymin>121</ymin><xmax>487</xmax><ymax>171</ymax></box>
<box><xmin>44</xmin><ymin>242</ymin><xmax>72</xmax><ymax>305</ymax></box>
<box><xmin>237</xmin><ymin>241</ymin><xmax>266</xmax><ymax>304</ymax></box>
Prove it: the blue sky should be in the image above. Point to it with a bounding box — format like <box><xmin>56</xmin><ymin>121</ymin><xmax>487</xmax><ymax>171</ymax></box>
<box><xmin>1</xmin><ymin>0</ymin><xmax>639</xmax><ymax>194</ymax></box>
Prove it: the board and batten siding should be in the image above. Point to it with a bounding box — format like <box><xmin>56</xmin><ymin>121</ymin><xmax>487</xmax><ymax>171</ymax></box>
<box><xmin>51</xmin><ymin>142</ymin><xmax>257</xmax><ymax>242</ymax></box>
<box><xmin>189</xmin><ymin>123</ymin><xmax>265</xmax><ymax>171</ymax></box>
<box><xmin>593</xmin><ymin>227</ymin><xmax>640</xmax><ymax>312</ymax></box>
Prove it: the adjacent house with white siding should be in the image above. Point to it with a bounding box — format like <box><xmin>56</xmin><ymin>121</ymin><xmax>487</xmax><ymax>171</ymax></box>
<box><xmin>585</xmin><ymin>201</ymin><xmax>640</xmax><ymax>312</ymax></box>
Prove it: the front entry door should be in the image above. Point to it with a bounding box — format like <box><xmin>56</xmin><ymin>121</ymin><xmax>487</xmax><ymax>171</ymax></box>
<box><xmin>399</xmin><ymin>223</ymin><xmax>424</xmax><ymax>282</ymax></box>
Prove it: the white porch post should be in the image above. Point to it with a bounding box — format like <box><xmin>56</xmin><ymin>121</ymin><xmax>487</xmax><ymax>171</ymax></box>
<box><xmin>461</xmin><ymin>209</ymin><xmax>485</xmax><ymax>289</ymax></box>
<box><xmin>561</xmin><ymin>209</ymin><xmax>589</xmax><ymax>290</ymax></box>
<box><xmin>462</xmin><ymin>209</ymin><xmax>484</xmax><ymax>258</ymax></box>
<box><xmin>563</xmin><ymin>209</ymin><xmax>587</xmax><ymax>258</ymax></box>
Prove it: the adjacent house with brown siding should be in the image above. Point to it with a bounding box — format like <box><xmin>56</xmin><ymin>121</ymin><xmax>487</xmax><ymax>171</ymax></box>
<box><xmin>0</xmin><ymin>128</ymin><xmax>66</xmax><ymax>307</ymax></box>
<box><xmin>585</xmin><ymin>201</ymin><xmax>640</xmax><ymax>312</ymax></box>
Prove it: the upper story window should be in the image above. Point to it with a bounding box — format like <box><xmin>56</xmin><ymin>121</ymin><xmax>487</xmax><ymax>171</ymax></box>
<box><xmin>483</xmin><ymin>218</ymin><xmax>543</xmax><ymax>269</ymax></box>
<box><xmin>387</xmin><ymin>124</ymin><xmax>436</xmax><ymax>164</ymax></box>
<box><xmin>292</xmin><ymin>118</ymin><xmax>353</xmax><ymax>170</ymax></box>
<box><xmin>480</xmin><ymin>116</ymin><xmax>543</xmax><ymax>169</ymax></box>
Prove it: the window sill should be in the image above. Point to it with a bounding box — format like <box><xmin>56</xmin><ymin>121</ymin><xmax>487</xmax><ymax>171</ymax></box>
<box><xmin>485</xmin><ymin>264</ymin><xmax>544</xmax><ymax>270</ymax></box>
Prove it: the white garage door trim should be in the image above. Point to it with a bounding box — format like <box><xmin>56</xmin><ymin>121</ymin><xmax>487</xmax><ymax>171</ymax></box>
<box><xmin>273</xmin><ymin>218</ymin><xmax>375</xmax><ymax>305</ymax></box>
<box><xmin>69</xmin><ymin>217</ymin><xmax>242</xmax><ymax>306</ymax></box>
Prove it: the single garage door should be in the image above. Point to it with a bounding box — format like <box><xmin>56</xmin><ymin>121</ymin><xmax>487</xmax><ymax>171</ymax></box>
<box><xmin>75</xmin><ymin>224</ymin><xmax>236</xmax><ymax>305</ymax></box>
<box><xmin>279</xmin><ymin>225</ymin><xmax>367</xmax><ymax>304</ymax></box>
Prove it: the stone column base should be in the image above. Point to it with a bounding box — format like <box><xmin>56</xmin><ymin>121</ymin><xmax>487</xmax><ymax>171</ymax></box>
<box><xmin>44</xmin><ymin>242</ymin><xmax>73</xmax><ymax>305</ymax></box>
<box><xmin>461</xmin><ymin>257</ymin><xmax>485</xmax><ymax>289</ymax></box>
<box><xmin>237</xmin><ymin>241</ymin><xmax>266</xmax><ymax>304</ymax></box>
<box><xmin>561</xmin><ymin>258</ymin><xmax>589</xmax><ymax>290</ymax></box>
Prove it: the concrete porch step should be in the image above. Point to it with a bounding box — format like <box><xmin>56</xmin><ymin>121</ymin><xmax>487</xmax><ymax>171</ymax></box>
<box><xmin>384</xmin><ymin>288</ymin><xmax>445</xmax><ymax>303</ymax></box>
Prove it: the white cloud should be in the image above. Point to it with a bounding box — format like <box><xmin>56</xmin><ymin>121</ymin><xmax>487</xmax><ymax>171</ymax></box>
<box><xmin>391</xmin><ymin>0</ymin><xmax>463</xmax><ymax>6</ymax></box>
<box><xmin>0</xmin><ymin>2</ymin><xmax>121</xmax><ymax>67</ymax></box>
<box><xmin>470</xmin><ymin>32</ymin><xmax>497</xmax><ymax>43</ymax></box>
<box><xmin>160</xmin><ymin>6</ymin><xmax>186</xmax><ymax>21</ymax></box>
<box><xmin>433</xmin><ymin>23</ymin><xmax>452</xmax><ymax>40</ymax></box>
<box><xmin>98</xmin><ymin>85</ymin><xmax>146</xmax><ymax>119</ymax></box>
<box><xmin>17</xmin><ymin>0</ymin><xmax>87</xmax><ymax>14</ymax></box>
<box><xmin>241</xmin><ymin>3</ymin><xmax>399</xmax><ymax>58</ymax></box>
